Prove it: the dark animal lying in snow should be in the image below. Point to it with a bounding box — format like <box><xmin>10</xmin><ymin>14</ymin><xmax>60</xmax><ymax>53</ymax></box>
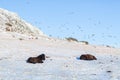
<box><xmin>27</xmin><ymin>57</ymin><xmax>43</xmax><ymax>64</ymax></box>
<box><xmin>37</xmin><ymin>54</ymin><xmax>45</xmax><ymax>60</ymax></box>
<box><xmin>27</xmin><ymin>54</ymin><xmax>46</xmax><ymax>64</ymax></box>
<box><xmin>80</xmin><ymin>54</ymin><xmax>97</xmax><ymax>60</ymax></box>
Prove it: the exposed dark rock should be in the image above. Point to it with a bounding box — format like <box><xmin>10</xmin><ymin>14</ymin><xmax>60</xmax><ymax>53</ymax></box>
<box><xmin>106</xmin><ymin>71</ymin><xmax>112</xmax><ymax>73</ymax></box>
<box><xmin>66</xmin><ymin>37</ymin><xmax>78</xmax><ymax>42</ymax></box>
<box><xmin>5</xmin><ymin>23</ymin><xmax>12</xmax><ymax>26</ymax></box>
<box><xmin>80</xmin><ymin>41</ymin><xmax>89</xmax><ymax>45</ymax></box>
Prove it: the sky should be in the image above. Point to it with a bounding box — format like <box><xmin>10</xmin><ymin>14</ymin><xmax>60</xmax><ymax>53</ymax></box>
<box><xmin>0</xmin><ymin>0</ymin><xmax>120</xmax><ymax>48</ymax></box>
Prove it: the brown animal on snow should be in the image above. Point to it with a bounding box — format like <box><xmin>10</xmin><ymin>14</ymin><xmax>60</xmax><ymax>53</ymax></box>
<box><xmin>37</xmin><ymin>54</ymin><xmax>45</xmax><ymax>60</ymax></box>
<box><xmin>26</xmin><ymin>54</ymin><xmax>46</xmax><ymax>64</ymax></box>
<box><xmin>80</xmin><ymin>54</ymin><xmax>97</xmax><ymax>60</ymax></box>
<box><xmin>27</xmin><ymin>57</ymin><xmax>43</xmax><ymax>64</ymax></box>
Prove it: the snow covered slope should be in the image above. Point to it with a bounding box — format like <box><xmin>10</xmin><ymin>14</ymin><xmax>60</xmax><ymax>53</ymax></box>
<box><xmin>0</xmin><ymin>8</ymin><xmax>120</xmax><ymax>80</ymax></box>
<box><xmin>0</xmin><ymin>8</ymin><xmax>44</xmax><ymax>36</ymax></box>
<box><xmin>0</xmin><ymin>34</ymin><xmax>120</xmax><ymax>80</ymax></box>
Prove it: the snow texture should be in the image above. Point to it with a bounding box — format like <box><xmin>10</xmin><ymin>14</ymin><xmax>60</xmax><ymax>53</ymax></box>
<box><xmin>0</xmin><ymin>8</ymin><xmax>44</xmax><ymax>37</ymax></box>
<box><xmin>0</xmin><ymin>8</ymin><xmax>120</xmax><ymax>80</ymax></box>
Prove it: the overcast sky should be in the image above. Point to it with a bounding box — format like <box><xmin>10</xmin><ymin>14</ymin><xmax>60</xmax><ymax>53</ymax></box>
<box><xmin>0</xmin><ymin>0</ymin><xmax>120</xmax><ymax>48</ymax></box>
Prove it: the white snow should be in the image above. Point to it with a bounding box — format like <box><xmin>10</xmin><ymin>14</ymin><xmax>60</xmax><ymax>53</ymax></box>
<box><xmin>0</xmin><ymin>33</ymin><xmax>120</xmax><ymax>80</ymax></box>
<box><xmin>0</xmin><ymin>8</ymin><xmax>45</xmax><ymax>36</ymax></box>
<box><xmin>0</xmin><ymin>8</ymin><xmax>120</xmax><ymax>80</ymax></box>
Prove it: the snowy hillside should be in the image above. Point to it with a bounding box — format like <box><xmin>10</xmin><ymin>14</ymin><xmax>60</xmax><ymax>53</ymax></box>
<box><xmin>0</xmin><ymin>8</ymin><xmax>120</xmax><ymax>80</ymax></box>
<box><xmin>0</xmin><ymin>34</ymin><xmax>120</xmax><ymax>80</ymax></box>
<box><xmin>0</xmin><ymin>8</ymin><xmax>44</xmax><ymax>36</ymax></box>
